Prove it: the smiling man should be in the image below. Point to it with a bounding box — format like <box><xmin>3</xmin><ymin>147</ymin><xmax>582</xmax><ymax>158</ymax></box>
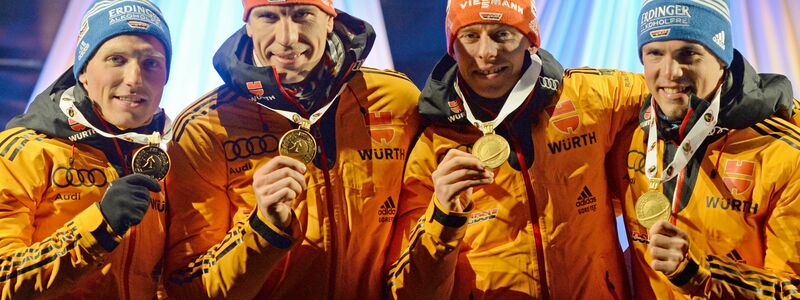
<box><xmin>385</xmin><ymin>0</ymin><xmax>649</xmax><ymax>298</ymax></box>
<box><xmin>612</xmin><ymin>0</ymin><xmax>800</xmax><ymax>298</ymax></box>
<box><xmin>164</xmin><ymin>0</ymin><xmax>421</xmax><ymax>298</ymax></box>
<box><xmin>0</xmin><ymin>0</ymin><xmax>171</xmax><ymax>298</ymax></box>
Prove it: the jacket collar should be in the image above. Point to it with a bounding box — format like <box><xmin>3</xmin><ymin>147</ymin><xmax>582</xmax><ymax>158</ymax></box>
<box><xmin>212</xmin><ymin>10</ymin><xmax>375</xmax><ymax>116</ymax></box>
<box><xmin>418</xmin><ymin>49</ymin><xmax>564</xmax><ymax>126</ymax></box>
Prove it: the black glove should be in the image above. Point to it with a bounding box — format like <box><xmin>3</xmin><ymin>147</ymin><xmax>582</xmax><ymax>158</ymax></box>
<box><xmin>98</xmin><ymin>174</ymin><xmax>161</xmax><ymax>235</ymax></box>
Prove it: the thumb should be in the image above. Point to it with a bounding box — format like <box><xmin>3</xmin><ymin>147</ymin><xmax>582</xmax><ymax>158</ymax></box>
<box><xmin>123</xmin><ymin>173</ymin><xmax>162</xmax><ymax>192</ymax></box>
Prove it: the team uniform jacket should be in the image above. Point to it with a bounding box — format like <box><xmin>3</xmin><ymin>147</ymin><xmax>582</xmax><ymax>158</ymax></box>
<box><xmin>610</xmin><ymin>50</ymin><xmax>800</xmax><ymax>299</ymax></box>
<box><xmin>386</xmin><ymin>51</ymin><xmax>648</xmax><ymax>299</ymax></box>
<box><xmin>0</xmin><ymin>70</ymin><xmax>169</xmax><ymax>299</ymax></box>
<box><xmin>164</xmin><ymin>12</ymin><xmax>422</xmax><ymax>299</ymax></box>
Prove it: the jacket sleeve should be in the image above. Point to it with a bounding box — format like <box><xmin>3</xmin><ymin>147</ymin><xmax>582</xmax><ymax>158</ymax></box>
<box><xmin>164</xmin><ymin>120</ymin><xmax>303</xmax><ymax>299</ymax></box>
<box><xmin>0</xmin><ymin>130</ymin><xmax>119</xmax><ymax>299</ymax></box>
<box><xmin>386</xmin><ymin>130</ymin><xmax>471</xmax><ymax>299</ymax></box>
<box><xmin>666</xmin><ymin>160</ymin><xmax>800</xmax><ymax>299</ymax></box>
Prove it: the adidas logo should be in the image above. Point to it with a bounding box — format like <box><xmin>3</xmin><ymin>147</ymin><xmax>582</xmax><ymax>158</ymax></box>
<box><xmin>576</xmin><ymin>186</ymin><xmax>598</xmax><ymax>214</ymax></box>
<box><xmin>378</xmin><ymin>197</ymin><xmax>397</xmax><ymax>223</ymax></box>
<box><xmin>713</xmin><ymin>31</ymin><xmax>725</xmax><ymax>50</ymax></box>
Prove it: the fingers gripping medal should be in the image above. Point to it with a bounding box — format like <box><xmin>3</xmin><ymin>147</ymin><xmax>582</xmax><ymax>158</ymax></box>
<box><xmin>454</xmin><ymin>54</ymin><xmax>542</xmax><ymax>169</ymax></box>
<box><xmin>471</xmin><ymin>123</ymin><xmax>510</xmax><ymax>169</ymax></box>
<box><xmin>279</xmin><ymin>116</ymin><xmax>317</xmax><ymax>164</ymax></box>
<box><xmin>132</xmin><ymin>133</ymin><xmax>171</xmax><ymax>181</ymax></box>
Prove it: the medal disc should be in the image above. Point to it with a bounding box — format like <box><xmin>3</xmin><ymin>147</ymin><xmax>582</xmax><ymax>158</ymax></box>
<box><xmin>132</xmin><ymin>145</ymin><xmax>170</xmax><ymax>181</ymax></box>
<box><xmin>635</xmin><ymin>191</ymin><xmax>672</xmax><ymax>229</ymax></box>
<box><xmin>279</xmin><ymin>129</ymin><xmax>317</xmax><ymax>164</ymax></box>
<box><xmin>471</xmin><ymin>134</ymin><xmax>510</xmax><ymax>169</ymax></box>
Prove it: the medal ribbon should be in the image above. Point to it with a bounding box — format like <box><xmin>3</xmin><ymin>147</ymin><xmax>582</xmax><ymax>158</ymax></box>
<box><xmin>59</xmin><ymin>86</ymin><xmax>173</xmax><ymax>145</ymax></box>
<box><xmin>453</xmin><ymin>54</ymin><xmax>542</xmax><ymax>134</ymax></box>
<box><xmin>254</xmin><ymin>84</ymin><xmax>347</xmax><ymax>130</ymax></box>
<box><xmin>644</xmin><ymin>87</ymin><xmax>722</xmax><ymax>187</ymax></box>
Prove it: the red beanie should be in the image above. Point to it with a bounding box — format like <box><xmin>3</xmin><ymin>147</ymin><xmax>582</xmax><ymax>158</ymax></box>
<box><xmin>242</xmin><ymin>0</ymin><xmax>337</xmax><ymax>21</ymax></box>
<box><xmin>446</xmin><ymin>0</ymin><xmax>540</xmax><ymax>55</ymax></box>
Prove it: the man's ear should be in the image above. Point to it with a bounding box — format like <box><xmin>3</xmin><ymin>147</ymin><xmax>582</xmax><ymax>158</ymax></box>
<box><xmin>246</xmin><ymin>21</ymin><xmax>254</xmax><ymax>38</ymax></box>
<box><xmin>327</xmin><ymin>15</ymin><xmax>334</xmax><ymax>33</ymax></box>
<box><xmin>78</xmin><ymin>71</ymin><xmax>88</xmax><ymax>87</ymax></box>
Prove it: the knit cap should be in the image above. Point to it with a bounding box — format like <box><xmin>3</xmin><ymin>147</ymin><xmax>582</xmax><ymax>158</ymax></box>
<box><xmin>638</xmin><ymin>0</ymin><xmax>732</xmax><ymax>66</ymax></box>
<box><xmin>74</xmin><ymin>0</ymin><xmax>172</xmax><ymax>81</ymax></box>
<box><xmin>445</xmin><ymin>0</ymin><xmax>540</xmax><ymax>55</ymax></box>
<box><xmin>242</xmin><ymin>0</ymin><xmax>337</xmax><ymax>21</ymax></box>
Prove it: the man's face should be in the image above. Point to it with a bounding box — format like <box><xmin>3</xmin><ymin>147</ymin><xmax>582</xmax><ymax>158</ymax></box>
<box><xmin>453</xmin><ymin>23</ymin><xmax>531</xmax><ymax>99</ymax></box>
<box><xmin>247</xmin><ymin>5</ymin><xmax>334</xmax><ymax>84</ymax></box>
<box><xmin>641</xmin><ymin>40</ymin><xmax>725</xmax><ymax>120</ymax></box>
<box><xmin>79</xmin><ymin>34</ymin><xmax>167</xmax><ymax>130</ymax></box>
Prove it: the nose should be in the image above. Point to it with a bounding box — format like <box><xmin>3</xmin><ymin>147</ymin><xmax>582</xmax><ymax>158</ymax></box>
<box><xmin>476</xmin><ymin>33</ymin><xmax>498</xmax><ymax>61</ymax></box>
<box><xmin>123</xmin><ymin>62</ymin><xmax>143</xmax><ymax>88</ymax></box>
<box><xmin>662</xmin><ymin>57</ymin><xmax>683</xmax><ymax>80</ymax></box>
<box><xmin>275</xmin><ymin>18</ymin><xmax>299</xmax><ymax>46</ymax></box>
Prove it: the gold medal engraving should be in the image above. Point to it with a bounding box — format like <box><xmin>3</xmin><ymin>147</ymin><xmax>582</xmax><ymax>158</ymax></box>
<box><xmin>132</xmin><ymin>145</ymin><xmax>170</xmax><ymax>181</ymax></box>
<box><xmin>279</xmin><ymin>129</ymin><xmax>317</xmax><ymax>164</ymax></box>
<box><xmin>471</xmin><ymin>133</ymin><xmax>510</xmax><ymax>169</ymax></box>
<box><xmin>635</xmin><ymin>191</ymin><xmax>671</xmax><ymax>229</ymax></box>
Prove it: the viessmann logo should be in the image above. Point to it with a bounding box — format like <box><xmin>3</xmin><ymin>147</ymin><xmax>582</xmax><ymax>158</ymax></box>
<box><xmin>721</xmin><ymin>159</ymin><xmax>756</xmax><ymax>199</ymax></box>
<box><xmin>547</xmin><ymin>99</ymin><xmax>581</xmax><ymax>134</ymax></box>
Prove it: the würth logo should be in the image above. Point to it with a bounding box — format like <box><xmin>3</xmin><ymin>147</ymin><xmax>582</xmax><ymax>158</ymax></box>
<box><xmin>246</xmin><ymin>81</ymin><xmax>264</xmax><ymax>97</ymax></box>
<box><xmin>547</xmin><ymin>99</ymin><xmax>581</xmax><ymax>134</ymax></box>
<box><xmin>448</xmin><ymin>100</ymin><xmax>463</xmax><ymax>114</ymax></box>
<box><xmin>378</xmin><ymin>197</ymin><xmax>397</xmax><ymax>223</ymax></box>
<box><xmin>576</xmin><ymin>186</ymin><xmax>597</xmax><ymax>214</ymax></box>
<box><xmin>721</xmin><ymin>159</ymin><xmax>755</xmax><ymax>199</ymax></box>
<box><xmin>366</xmin><ymin>111</ymin><xmax>396</xmax><ymax>145</ymax></box>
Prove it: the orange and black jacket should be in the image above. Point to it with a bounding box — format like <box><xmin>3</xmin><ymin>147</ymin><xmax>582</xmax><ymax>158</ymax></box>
<box><xmin>609</xmin><ymin>49</ymin><xmax>800</xmax><ymax>299</ymax></box>
<box><xmin>386</xmin><ymin>50</ymin><xmax>648</xmax><ymax>299</ymax></box>
<box><xmin>164</xmin><ymin>11</ymin><xmax>422</xmax><ymax>299</ymax></box>
<box><xmin>0</xmin><ymin>70</ymin><xmax>169</xmax><ymax>299</ymax></box>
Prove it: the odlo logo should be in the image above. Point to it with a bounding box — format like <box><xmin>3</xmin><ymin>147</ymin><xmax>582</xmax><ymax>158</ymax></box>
<box><xmin>378</xmin><ymin>196</ymin><xmax>397</xmax><ymax>223</ymax></box>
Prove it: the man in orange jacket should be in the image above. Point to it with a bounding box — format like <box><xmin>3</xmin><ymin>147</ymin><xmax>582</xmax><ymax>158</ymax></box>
<box><xmin>164</xmin><ymin>0</ymin><xmax>422</xmax><ymax>298</ymax></box>
<box><xmin>0</xmin><ymin>0</ymin><xmax>172</xmax><ymax>298</ymax></box>
<box><xmin>386</xmin><ymin>0</ymin><xmax>648</xmax><ymax>298</ymax></box>
<box><xmin>611</xmin><ymin>0</ymin><xmax>800</xmax><ymax>298</ymax></box>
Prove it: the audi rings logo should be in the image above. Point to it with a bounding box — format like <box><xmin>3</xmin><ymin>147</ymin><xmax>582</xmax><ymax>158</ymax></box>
<box><xmin>627</xmin><ymin>150</ymin><xmax>645</xmax><ymax>175</ymax></box>
<box><xmin>223</xmin><ymin>134</ymin><xmax>279</xmax><ymax>161</ymax></box>
<box><xmin>52</xmin><ymin>167</ymin><xmax>108</xmax><ymax>187</ymax></box>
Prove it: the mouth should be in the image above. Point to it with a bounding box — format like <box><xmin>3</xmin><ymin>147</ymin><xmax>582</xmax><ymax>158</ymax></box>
<box><xmin>474</xmin><ymin>66</ymin><xmax>507</xmax><ymax>79</ymax></box>
<box><xmin>114</xmin><ymin>95</ymin><xmax>146</xmax><ymax>106</ymax></box>
<box><xmin>270</xmin><ymin>51</ymin><xmax>305</xmax><ymax>66</ymax></box>
<box><xmin>659</xmin><ymin>86</ymin><xmax>694</xmax><ymax>100</ymax></box>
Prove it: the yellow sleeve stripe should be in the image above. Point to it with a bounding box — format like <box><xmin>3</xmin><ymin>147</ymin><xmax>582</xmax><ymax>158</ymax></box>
<box><xmin>752</xmin><ymin>118</ymin><xmax>800</xmax><ymax>151</ymax></box>
<box><xmin>0</xmin><ymin>224</ymin><xmax>80</xmax><ymax>283</ymax></box>
<box><xmin>168</xmin><ymin>221</ymin><xmax>247</xmax><ymax>284</ymax></box>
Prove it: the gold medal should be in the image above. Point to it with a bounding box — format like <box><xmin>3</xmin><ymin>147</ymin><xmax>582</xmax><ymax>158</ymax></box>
<box><xmin>132</xmin><ymin>145</ymin><xmax>170</xmax><ymax>181</ymax></box>
<box><xmin>635</xmin><ymin>187</ymin><xmax>671</xmax><ymax>229</ymax></box>
<box><xmin>279</xmin><ymin>129</ymin><xmax>317</xmax><ymax>164</ymax></box>
<box><xmin>472</xmin><ymin>133</ymin><xmax>510</xmax><ymax>169</ymax></box>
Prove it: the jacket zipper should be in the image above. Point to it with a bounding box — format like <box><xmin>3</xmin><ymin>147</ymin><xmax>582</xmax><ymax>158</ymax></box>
<box><xmin>316</xmin><ymin>127</ymin><xmax>338</xmax><ymax>298</ymax></box>
<box><xmin>508</xmin><ymin>131</ymin><xmax>550</xmax><ymax>300</ymax></box>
